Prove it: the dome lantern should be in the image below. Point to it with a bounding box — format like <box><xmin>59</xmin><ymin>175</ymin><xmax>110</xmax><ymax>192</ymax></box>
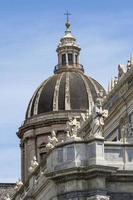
<box><xmin>54</xmin><ymin>13</ymin><xmax>83</xmax><ymax>74</ymax></box>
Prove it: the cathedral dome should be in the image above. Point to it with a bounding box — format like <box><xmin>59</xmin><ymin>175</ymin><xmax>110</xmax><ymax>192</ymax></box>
<box><xmin>26</xmin><ymin>19</ymin><xmax>106</xmax><ymax>119</ymax></box>
<box><xmin>20</xmin><ymin>17</ymin><xmax>106</xmax><ymax>182</ymax></box>
<box><xmin>26</xmin><ymin>70</ymin><xmax>105</xmax><ymax>119</ymax></box>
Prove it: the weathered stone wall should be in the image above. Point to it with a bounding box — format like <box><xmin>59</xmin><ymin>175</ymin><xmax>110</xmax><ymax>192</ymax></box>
<box><xmin>0</xmin><ymin>183</ymin><xmax>15</xmax><ymax>200</ymax></box>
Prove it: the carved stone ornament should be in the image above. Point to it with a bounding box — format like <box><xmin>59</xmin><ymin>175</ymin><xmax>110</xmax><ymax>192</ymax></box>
<box><xmin>46</xmin><ymin>130</ymin><xmax>58</xmax><ymax>150</ymax></box>
<box><xmin>118</xmin><ymin>64</ymin><xmax>126</xmax><ymax>80</ymax></box>
<box><xmin>80</xmin><ymin>113</ymin><xmax>86</xmax><ymax>126</ymax></box>
<box><xmin>14</xmin><ymin>179</ymin><xmax>23</xmax><ymax>191</ymax></box>
<box><xmin>96</xmin><ymin>195</ymin><xmax>110</xmax><ymax>200</ymax></box>
<box><xmin>66</xmin><ymin>117</ymin><xmax>81</xmax><ymax>140</ymax></box>
<box><xmin>28</xmin><ymin>156</ymin><xmax>39</xmax><ymax>173</ymax></box>
<box><xmin>127</xmin><ymin>54</ymin><xmax>133</xmax><ymax>70</ymax></box>
<box><xmin>120</xmin><ymin>123</ymin><xmax>133</xmax><ymax>142</ymax></box>
<box><xmin>80</xmin><ymin>110</ymin><xmax>90</xmax><ymax>127</ymax></box>
<box><xmin>127</xmin><ymin>60</ymin><xmax>131</xmax><ymax>71</ymax></box>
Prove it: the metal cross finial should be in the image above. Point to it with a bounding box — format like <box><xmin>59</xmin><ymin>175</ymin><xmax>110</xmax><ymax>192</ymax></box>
<box><xmin>64</xmin><ymin>11</ymin><xmax>71</xmax><ymax>23</ymax></box>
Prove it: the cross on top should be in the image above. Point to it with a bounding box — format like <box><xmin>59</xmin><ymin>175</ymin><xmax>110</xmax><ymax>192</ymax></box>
<box><xmin>64</xmin><ymin>11</ymin><xmax>71</xmax><ymax>23</ymax></box>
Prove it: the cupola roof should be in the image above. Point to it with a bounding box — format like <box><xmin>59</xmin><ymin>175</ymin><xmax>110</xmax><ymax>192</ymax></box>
<box><xmin>25</xmin><ymin>17</ymin><xmax>106</xmax><ymax>119</ymax></box>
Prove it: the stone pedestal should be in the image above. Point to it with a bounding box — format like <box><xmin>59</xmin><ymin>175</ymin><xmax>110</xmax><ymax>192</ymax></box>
<box><xmin>88</xmin><ymin>136</ymin><xmax>105</xmax><ymax>165</ymax></box>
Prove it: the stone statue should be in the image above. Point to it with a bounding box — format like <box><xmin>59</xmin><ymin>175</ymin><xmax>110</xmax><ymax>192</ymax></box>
<box><xmin>66</xmin><ymin>130</ymin><xmax>71</xmax><ymax>139</ymax></box>
<box><xmin>80</xmin><ymin>113</ymin><xmax>86</xmax><ymax>126</ymax></box>
<box><xmin>120</xmin><ymin>123</ymin><xmax>133</xmax><ymax>141</ymax></box>
<box><xmin>127</xmin><ymin>60</ymin><xmax>131</xmax><ymax>71</ymax></box>
<box><xmin>86</xmin><ymin>109</ymin><xmax>89</xmax><ymax>119</ymax></box>
<box><xmin>118</xmin><ymin>64</ymin><xmax>126</xmax><ymax>79</ymax></box>
<box><xmin>51</xmin><ymin>130</ymin><xmax>58</xmax><ymax>146</ymax></box>
<box><xmin>46</xmin><ymin>136</ymin><xmax>54</xmax><ymax>149</ymax></box>
<box><xmin>127</xmin><ymin>54</ymin><xmax>133</xmax><ymax>71</ymax></box>
<box><xmin>90</xmin><ymin>91</ymin><xmax>108</xmax><ymax>137</ymax></box>
<box><xmin>46</xmin><ymin>130</ymin><xmax>58</xmax><ymax>150</ymax></box>
<box><xmin>14</xmin><ymin>179</ymin><xmax>23</xmax><ymax>191</ymax></box>
<box><xmin>120</xmin><ymin>125</ymin><xmax>128</xmax><ymax>142</ymax></box>
<box><xmin>28</xmin><ymin>156</ymin><xmax>39</xmax><ymax>173</ymax></box>
<box><xmin>114</xmin><ymin>76</ymin><xmax>118</xmax><ymax>85</ymax></box>
<box><xmin>66</xmin><ymin>117</ymin><xmax>81</xmax><ymax>140</ymax></box>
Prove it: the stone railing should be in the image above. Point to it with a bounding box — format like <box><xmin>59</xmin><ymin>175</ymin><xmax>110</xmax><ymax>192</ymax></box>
<box><xmin>54</xmin><ymin>63</ymin><xmax>84</xmax><ymax>73</ymax></box>
<box><xmin>104</xmin><ymin>141</ymin><xmax>133</xmax><ymax>170</ymax></box>
<box><xmin>12</xmin><ymin>139</ymin><xmax>133</xmax><ymax>199</ymax></box>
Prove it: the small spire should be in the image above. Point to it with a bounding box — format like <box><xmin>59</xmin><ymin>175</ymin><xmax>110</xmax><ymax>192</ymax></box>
<box><xmin>108</xmin><ymin>80</ymin><xmax>111</xmax><ymax>93</ymax></box>
<box><xmin>64</xmin><ymin>11</ymin><xmax>72</xmax><ymax>36</ymax></box>
<box><xmin>111</xmin><ymin>77</ymin><xmax>114</xmax><ymax>89</ymax></box>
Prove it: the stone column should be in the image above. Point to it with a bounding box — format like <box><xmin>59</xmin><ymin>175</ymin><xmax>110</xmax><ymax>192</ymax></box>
<box><xmin>23</xmin><ymin>130</ymin><xmax>36</xmax><ymax>181</ymax></box>
<box><xmin>77</xmin><ymin>53</ymin><xmax>80</xmax><ymax>66</ymax></box>
<box><xmin>58</xmin><ymin>54</ymin><xmax>61</xmax><ymax>65</ymax></box>
<box><xmin>73</xmin><ymin>52</ymin><xmax>76</xmax><ymax>66</ymax></box>
<box><xmin>66</xmin><ymin>53</ymin><xmax>68</xmax><ymax>66</ymax></box>
<box><xmin>20</xmin><ymin>142</ymin><xmax>25</xmax><ymax>182</ymax></box>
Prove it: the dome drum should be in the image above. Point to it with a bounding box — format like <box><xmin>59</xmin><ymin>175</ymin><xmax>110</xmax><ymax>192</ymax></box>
<box><xmin>18</xmin><ymin>109</ymin><xmax>87</xmax><ymax>139</ymax></box>
<box><xmin>54</xmin><ymin>63</ymin><xmax>84</xmax><ymax>74</ymax></box>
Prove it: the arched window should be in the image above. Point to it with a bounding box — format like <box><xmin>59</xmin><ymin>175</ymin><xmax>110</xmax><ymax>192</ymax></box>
<box><xmin>68</xmin><ymin>53</ymin><xmax>73</xmax><ymax>64</ymax></box>
<box><xmin>62</xmin><ymin>54</ymin><xmax>66</xmax><ymax>65</ymax></box>
<box><xmin>75</xmin><ymin>54</ymin><xmax>78</xmax><ymax>64</ymax></box>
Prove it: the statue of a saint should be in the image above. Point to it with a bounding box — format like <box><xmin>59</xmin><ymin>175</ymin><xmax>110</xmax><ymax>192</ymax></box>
<box><xmin>28</xmin><ymin>156</ymin><xmax>39</xmax><ymax>173</ymax></box>
<box><xmin>80</xmin><ymin>113</ymin><xmax>86</xmax><ymax>126</ymax></box>
<box><xmin>90</xmin><ymin>91</ymin><xmax>108</xmax><ymax>137</ymax></box>
<box><xmin>46</xmin><ymin>130</ymin><xmax>58</xmax><ymax>150</ymax></box>
<box><xmin>66</xmin><ymin>117</ymin><xmax>81</xmax><ymax>140</ymax></box>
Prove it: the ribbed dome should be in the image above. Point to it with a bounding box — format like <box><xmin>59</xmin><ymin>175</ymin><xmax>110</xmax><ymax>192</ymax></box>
<box><xmin>26</xmin><ymin>21</ymin><xmax>106</xmax><ymax>119</ymax></box>
<box><xmin>26</xmin><ymin>70</ymin><xmax>105</xmax><ymax>119</ymax></box>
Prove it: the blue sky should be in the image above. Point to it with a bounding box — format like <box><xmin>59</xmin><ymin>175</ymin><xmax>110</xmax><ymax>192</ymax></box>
<box><xmin>0</xmin><ymin>0</ymin><xmax>133</xmax><ymax>182</ymax></box>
